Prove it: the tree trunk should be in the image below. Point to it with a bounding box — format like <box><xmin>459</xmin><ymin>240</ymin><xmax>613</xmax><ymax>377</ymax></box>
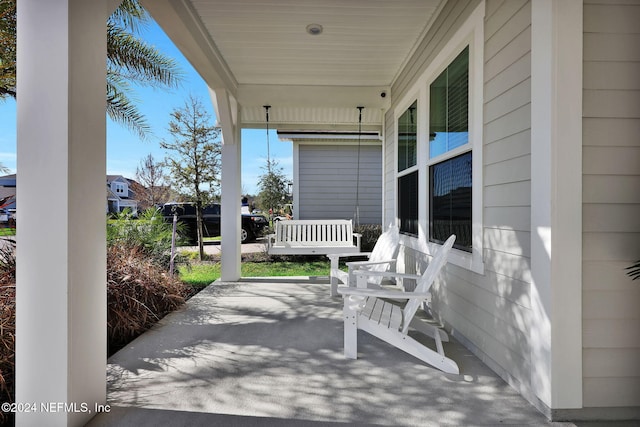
<box><xmin>195</xmin><ymin>200</ymin><xmax>205</xmax><ymax>260</ymax></box>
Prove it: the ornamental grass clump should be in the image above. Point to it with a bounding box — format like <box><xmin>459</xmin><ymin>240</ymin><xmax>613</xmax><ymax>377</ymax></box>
<box><xmin>107</xmin><ymin>243</ymin><xmax>193</xmax><ymax>355</ymax></box>
<box><xmin>0</xmin><ymin>240</ymin><xmax>15</xmax><ymax>426</ymax></box>
<box><xmin>0</xmin><ymin>285</ymin><xmax>15</xmax><ymax>426</ymax></box>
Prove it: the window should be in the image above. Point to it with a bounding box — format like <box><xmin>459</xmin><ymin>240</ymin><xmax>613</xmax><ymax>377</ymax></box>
<box><xmin>429</xmin><ymin>47</ymin><xmax>469</xmax><ymax>159</ymax></box>
<box><xmin>428</xmin><ymin>47</ymin><xmax>471</xmax><ymax>252</ymax></box>
<box><xmin>398</xmin><ymin>171</ymin><xmax>418</xmax><ymax>236</ymax></box>
<box><xmin>397</xmin><ymin>101</ymin><xmax>419</xmax><ymax>236</ymax></box>
<box><xmin>393</xmin><ymin>2</ymin><xmax>483</xmax><ymax>273</ymax></box>
<box><xmin>398</xmin><ymin>101</ymin><xmax>417</xmax><ymax>171</ymax></box>
<box><xmin>430</xmin><ymin>152</ymin><xmax>472</xmax><ymax>250</ymax></box>
<box><xmin>114</xmin><ymin>182</ymin><xmax>126</xmax><ymax>194</ymax></box>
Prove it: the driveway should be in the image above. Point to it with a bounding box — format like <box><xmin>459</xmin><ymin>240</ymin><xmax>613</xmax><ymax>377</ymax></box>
<box><xmin>178</xmin><ymin>237</ymin><xmax>268</xmax><ymax>257</ymax></box>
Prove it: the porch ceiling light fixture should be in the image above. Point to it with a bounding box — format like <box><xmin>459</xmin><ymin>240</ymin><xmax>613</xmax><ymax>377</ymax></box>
<box><xmin>306</xmin><ymin>23</ymin><xmax>323</xmax><ymax>35</ymax></box>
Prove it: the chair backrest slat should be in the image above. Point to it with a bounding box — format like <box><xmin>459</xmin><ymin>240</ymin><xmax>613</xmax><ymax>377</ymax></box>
<box><xmin>401</xmin><ymin>234</ymin><xmax>456</xmax><ymax>334</ymax></box>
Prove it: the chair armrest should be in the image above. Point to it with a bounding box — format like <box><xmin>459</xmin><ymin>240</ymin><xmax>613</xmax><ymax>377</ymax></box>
<box><xmin>353</xmin><ymin>270</ymin><xmax>420</xmax><ymax>281</ymax></box>
<box><xmin>354</xmin><ymin>269</ymin><xmax>422</xmax><ymax>290</ymax></box>
<box><xmin>337</xmin><ymin>286</ymin><xmax>430</xmax><ymax>300</ymax></box>
<box><xmin>352</xmin><ymin>233</ymin><xmax>362</xmax><ymax>251</ymax></box>
<box><xmin>346</xmin><ymin>259</ymin><xmax>396</xmax><ymax>269</ymax></box>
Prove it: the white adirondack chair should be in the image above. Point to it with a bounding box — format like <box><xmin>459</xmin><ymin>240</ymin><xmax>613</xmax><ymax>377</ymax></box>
<box><xmin>327</xmin><ymin>225</ymin><xmax>400</xmax><ymax>297</ymax></box>
<box><xmin>337</xmin><ymin>235</ymin><xmax>459</xmax><ymax>374</ymax></box>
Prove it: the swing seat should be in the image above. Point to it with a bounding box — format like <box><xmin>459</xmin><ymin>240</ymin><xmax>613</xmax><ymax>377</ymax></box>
<box><xmin>267</xmin><ymin>219</ymin><xmax>361</xmax><ymax>255</ymax></box>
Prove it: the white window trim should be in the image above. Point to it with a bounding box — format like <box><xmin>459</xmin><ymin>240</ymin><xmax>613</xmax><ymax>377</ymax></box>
<box><xmin>394</xmin><ymin>97</ymin><xmax>420</xmax><ymax>237</ymax></box>
<box><xmin>394</xmin><ymin>1</ymin><xmax>484</xmax><ymax>274</ymax></box>
<box><xmin>113</xmin><ymin>182</ymin><xmax>126</xmax><ymax>194</ymax></box>
<box><xmin>395</xmin><ymin>97</ymin><xmax>420</xmax><ymax>179</ymax></box>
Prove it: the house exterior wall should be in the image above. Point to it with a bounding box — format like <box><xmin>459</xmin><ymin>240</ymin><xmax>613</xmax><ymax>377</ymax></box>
<box><xmin>582</xmin><ymin>0</ymin><xmax>640</xmax><ymax>410</ymax></box>
<box><xmin>385</xmin><ymin>0</ymin><xmax>540</xmax><ymax>408</ymax></box>
<box><xmin>384</xmin><ymin>0</ymin><xmax>640</xmax><ymax>418</ymax></box>
<box><xmin>297</xmin><ymin>143</ymin><xmax>382</xmax><ymax>224</ymax></box>
<box><xmin>438</xmin><ymin>0</ymin><xmax>535</xmax><ymax>400</ymax></box>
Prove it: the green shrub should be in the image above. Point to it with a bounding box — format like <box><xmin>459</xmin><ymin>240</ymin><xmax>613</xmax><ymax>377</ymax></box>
<box><xmin>355</xmin><ymin>224</ymin><xmax>382</xmax><ymax>252</ymax></box>
<box><xmin>107</xmin><ymin>208</ymin><xmax>187</xmax><ymax>268</ymax></box>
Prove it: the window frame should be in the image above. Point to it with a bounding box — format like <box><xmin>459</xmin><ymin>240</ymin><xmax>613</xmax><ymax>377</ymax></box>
<box><xmin>113</xmin><ymin>182</ymin><xmax>126</xmax><ymax>195</ymax></box>
<box><xmin>395</xmin><ymin>98</ymin><xmax>421</xmax><ymax>237</ymax></box>
<box><xmin>393</xmin><ymin>2</ymin><xmax>484</xmax><ymax>274</ymax></box>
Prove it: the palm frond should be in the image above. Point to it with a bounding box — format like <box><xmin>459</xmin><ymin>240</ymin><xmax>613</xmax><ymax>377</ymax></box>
<box><xmin>108</xmin><ymin>0</ymin><xmax>148</xmax><ymax>33</ymax></box>
<box><xmin>107</xmin><ymin>23</ymin><xmax>182</xmax><ymax>89</ymax></box>
<box><xmin>104</xmin><ymin>0</ymin><xmax>182</xmax><ymax>138</ymax></box>
<box><xmin>107</xmin><ymin>74</ymin><xmax>150</xmax><ymax>139</ymax></box>
<box><xmin>0</xmin><ymin>0</ymin><xmax>16</xmax><ymax>100</ymax></box>
<box><xmin>626</xmin><ymin>260</ymin><xmax>640</xmax><ymax>281</ymax></box>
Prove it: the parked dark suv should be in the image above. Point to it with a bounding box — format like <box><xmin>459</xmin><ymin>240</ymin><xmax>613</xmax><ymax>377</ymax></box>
<box><xmin>161</xmin><ymin>202</ymin><xmax>268</xmax><ymax>244</ymax></box>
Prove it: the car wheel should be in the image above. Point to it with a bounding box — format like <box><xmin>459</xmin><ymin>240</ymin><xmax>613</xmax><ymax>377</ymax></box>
<box><xmin>241</xmin><ymin>227</ymin><xmax>250</xmax><ymax>243</ymax></box>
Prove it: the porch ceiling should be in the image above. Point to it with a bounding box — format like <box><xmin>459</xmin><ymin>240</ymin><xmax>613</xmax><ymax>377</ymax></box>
<box><xmin>141</xmin><ymin>0</ymin><xmax>446</xmax><ymax>131</ymax></box>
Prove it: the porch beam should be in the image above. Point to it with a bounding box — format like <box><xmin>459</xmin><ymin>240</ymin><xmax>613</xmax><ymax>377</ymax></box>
<box><xmin>530</xmin><ymin>0</ymin><xmax>583</xmax><ymax>411</ymax></box>
<box><xmin>236</xmin><ymin>84</ymin><xmax>390</xmax><ymax>110</ymax></box>
<box><xmin>211</xmin><ymin>87</ymin><xmax>242</xmax><ymax>281</ymax></box>
<box><xmin>16</xmin><ymin>1</ymin><xmax>108</xmax><ymax>426</ymax></box>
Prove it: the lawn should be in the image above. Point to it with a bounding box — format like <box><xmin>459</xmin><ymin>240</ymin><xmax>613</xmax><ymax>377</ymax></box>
<box><xmin>0</xmin><ymin>228</ymin><xmax>15</xmax><ymax>236</ymax></box>
<box><xmin>179</xmin><ymin>259</ymin><xmax>335</xmax><ymax>288</ymax></box>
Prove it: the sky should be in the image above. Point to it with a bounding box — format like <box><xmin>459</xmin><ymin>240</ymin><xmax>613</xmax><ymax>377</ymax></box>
<box><xmin>0</xmin><ymin>18</ymin><xmax>292</xmax><ymax>196</ymax></box>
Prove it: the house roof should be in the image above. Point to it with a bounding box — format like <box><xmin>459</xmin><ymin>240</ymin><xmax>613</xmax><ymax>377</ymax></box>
<box><xmin>141</xmin><ymin>0</ymin><xmax>446</xmax><ymax>132</ymax></box>
<box><xmin>0</xmin><ymin>187</ymin><xmax>16</xmax><ymax>201</ymax></box>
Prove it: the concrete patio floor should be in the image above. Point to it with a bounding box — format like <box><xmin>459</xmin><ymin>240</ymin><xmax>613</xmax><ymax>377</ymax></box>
<box><xmin>88</xmin><ymin>278</ymin><xmax>626</xmax><ymax>427</ymax></box>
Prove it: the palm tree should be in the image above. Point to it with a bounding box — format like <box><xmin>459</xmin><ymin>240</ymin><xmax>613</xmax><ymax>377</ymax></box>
<box><xmin>0</xmin><ymin>0</ymin><xmax>16</xmax><ymax>99</ymax></box>
<box><xmin>0</xmin><ymin>0</ymin><xmax>182</xmax><ymax>139</ymax></box>
<box><xmin>107</xmin><ymin>0</ymin><xmax>182</xmax><ymax>138</ymax></box>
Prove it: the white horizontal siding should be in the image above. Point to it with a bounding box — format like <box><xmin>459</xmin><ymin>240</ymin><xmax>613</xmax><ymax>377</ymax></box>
<box><xmin>442</xmin><ymin>0</ymin><xmax>533</xmax><ymax>400</ymax></box>
<box><xmin>584</xmin><ymin>349</ymin><xmax>640</xmax><ymax>385</ymax></box>
<box><xmin>386</xmin><ymin>0</ymin><xmax>537</xmax><ymax>408</ymax></box>
<box><xmin>298</xmin><ymin>144</ymin><xmax>382</xmax><ymax>224</ymax></box>
<box><xmin>484</xmin><ymin>129</ymin><xmax>530</xmax><ymax>165</ymax></box>
<box><xmin>582</xmin><ymin>0</ymin><xmax>640</xmax><ymax>409</ymax></box>
<box><xmin>484</xmin><ymin>206</ymin><xmax>530</xmax><ymax>231</ymax></box>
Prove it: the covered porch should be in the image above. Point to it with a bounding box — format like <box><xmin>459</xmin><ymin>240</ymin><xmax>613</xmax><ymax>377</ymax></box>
<box><xmin>19</xmin><ymin>0</ymin><xmax>640</xmax><ymax>425</ymax></box>
<box><xmin>89</xmin><ymin>277</ymin><xmax>553</xmax><ymax>427</ymax></box>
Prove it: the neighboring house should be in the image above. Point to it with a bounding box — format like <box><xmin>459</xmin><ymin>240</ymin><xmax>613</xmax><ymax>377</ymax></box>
<box><xmin>0</xmin><ymin>174</ymin><xmax>17</xmax><ymax>212</ymax></box>
<box><xmin>106</xmin><ymin>175</ymin><xmax>138</xmax><ymax>215</ymax></box>
<box><xmin>277</xmin><ymin>131</ymin><xmax>382</xmax><ymax>225</ymax></box>
<box><xmin>0</xmin><ymin>174</ymin><xmax>16</xmax><ymax>225</ymax></box>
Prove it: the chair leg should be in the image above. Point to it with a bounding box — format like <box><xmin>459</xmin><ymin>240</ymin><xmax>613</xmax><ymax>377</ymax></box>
<box><xmin>343</xmin><ymin>303</ymin><xmax>358</xmax><ymax>359</ymax></box>
<box><xmin>329</xmin><ymin>257</ymin><xmax>339</xmax><ymax>297</ymax></box>
<box><xmin>409</xmin><ymin>317</ymin><xmax>450</xmax><ymax>342</ymax></box>
<box><xmin>360</xmin><ymin>321</ymin><xmax>459</xmax><ymax>374</ymax></box>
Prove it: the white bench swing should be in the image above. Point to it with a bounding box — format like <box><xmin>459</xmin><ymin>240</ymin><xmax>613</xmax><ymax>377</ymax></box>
<box><xmin>267</xmin><ymin>219</ymin><xmax>361</xmax><ymax>255</ymax></box>
<box><xmin>266</xmin><ymin>106</ymin><xmax>370</xmax><ymax>258</ymax></box>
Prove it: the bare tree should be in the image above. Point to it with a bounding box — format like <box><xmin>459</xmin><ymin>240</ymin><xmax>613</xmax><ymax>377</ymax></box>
<box><xmin>161</xmin><ymin>95</ymin><xmax>221</xmax><ymax>260</ymax></box>
<box><xmin>135</xmin><ymin>153</ymin><xmax>170</xmax><ymax>210</ymax></box>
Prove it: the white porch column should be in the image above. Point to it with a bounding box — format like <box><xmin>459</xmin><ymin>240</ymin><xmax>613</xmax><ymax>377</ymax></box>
<box><xmin>210</xmin><ymin>87</ymin><xmax>242</xmax><ymax>281</ymax></box>
<box><xmin>16</xmin><ymin>1</ymin><xmax>108</xmax><ymax>426</ymax></box>
<box><xmin>530</xmin><ymin>0</ymin><xmax>583</xmax><ymax>412</ymax></box>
